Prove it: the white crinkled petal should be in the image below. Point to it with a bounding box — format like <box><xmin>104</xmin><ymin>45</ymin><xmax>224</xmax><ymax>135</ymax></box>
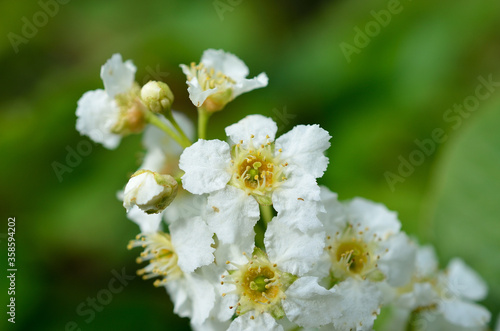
<box><xmin>205</xmin><ymin>186</ymin><xmax>259</xmax><ymax>244</ymax></box>
<box><xmin>377</xmin><ymin>232</ymin><xmax>416</xmax><ymax>287</ymax></box>
<box><xmin>125</xmin><ymin>205</ymin><xmax>163</xmax><ymax>233</ymax></box>
<box><xmin>332</xmin><ymin>278</ymin><xmax>382</xmax><ymax>331</ymax></box>
<box><xmin>100</xmin><ymin>53</ymin><xmax>136</xmax><ymax>98</ymax></box>
<box><xmin>440</xmin><ymin>299</ymin><xmax>491</xmax><ymax>328</ymax></box>
<box><xmin>165</xmin><ymin>272</ymin><xmax>216</xmax><ymax>326</ymax></box>
<box><xmin>283</xmin><ymin>277</ymin><xmax>342</xmax><ymax>328</ymax></box>
<box><xmin>179</xmin><ymin>139</ymin><xmax>232</xmax><ymax>194</ymax></box>
<box><xmin>346</xmin><ymin>197</ymin><xmax>401</xmax><ymax>240</ymax></box>
<box><xmin>170</xmin><ymin>216</ymin><xmax>214</xmax><ymax>273</ymax></box>
<box><xmin>272</xmin><ymin>170</ymin><xmax>322</xmax><ymax>232</ymax></box>
<box><xmin>228</xmin><ymin>313</ymin><xmax>283</xmax><ymax>331</ymax></box>
<box><xmin>446</xmin><ymin>258</ymin><xmax>488</xmax><ymax>301</ymax></box>
<box><xmin>232</xmin><ymin>72</ymin><xmax>269</xmax><ymax>99</ymax></box>
<box><xmin>225</xmin><ymin>115</ymin><xmax>277</xmax><ymax>147</ymax></box>
<box><xmin>76</xmin><ymin>89</ymin><xmax>121</xmax><ymax>149</ymax></box>
<box><xmin>265</xmin><ymin>216</ymin><xmax>325</xmax><ymax>276</ymax></box>
<box><xmin>201</xmin><ymin>49</ymin><xmax>249</xmax><ymax>82</ymax></box>
<box><xmin>164</xmin><ymin>193</ymin><xmax>207</xmax><ymax>225</ymax></box>
<box><xmin>275</xmin><ymin>124</ymin><xmax>331</xmax><ymax>178</ymax></box>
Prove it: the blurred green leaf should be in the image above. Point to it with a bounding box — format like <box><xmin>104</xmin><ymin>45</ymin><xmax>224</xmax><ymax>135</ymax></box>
<box><xmin>426</xmin><ymin>98</ymin><xmax>500</xmax><ymax>321</ymax></box>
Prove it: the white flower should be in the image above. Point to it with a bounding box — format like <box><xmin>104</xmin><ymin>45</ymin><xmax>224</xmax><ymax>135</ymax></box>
<box><xmin>127</xmin><ymin>205</ymin><xmax>217</xmax><ymax>325</ymax></box>
<box><xmin>123</xmin><ymin>170</ymin><xmax>178</xmax><ymax>214</ymax></box>
<box><xmin>212</xmin><ymin>213</ymin><xmax>338</xmax><ymax>330</ymax></box>
<box><xmin>317</xmin><ymin>187</ymin><xmax>417</xmax><ymax>330</ymax></box>
<box><xmin>383</xmin><ymin>246</ymin><xmax>491</xmax><ymax>331</ymax></box>
<box><xmin>76</xmin><ymin>54</ymin><xmax>144</xmax><ymax>149</ymax></box>
<box><xmin>180</xmin><ymin>49</ymin><xmax>268</xmax><ymax>111</ymax></box>
<box><xmin>179</xmin><ymin>115</ymin><xmax>331</xmax><ymax>244</ymax></box>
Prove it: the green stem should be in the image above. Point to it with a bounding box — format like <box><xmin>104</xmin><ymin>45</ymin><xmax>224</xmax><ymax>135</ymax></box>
<box><xmin>197</xmin><ymin>108</ymin><xmax>212</xmax><ymax>140</ymax></box>
<box><xmin>165</xmin><ymin>112</ymin><xmax>192</xmax><ymax>147</ymax></box>
<box><xmin>260</xmin><ymin>204</ymin><xmax>274</xmax><ymax>225</ymax></box>
<box><xmin>145</xmin><ymin>111</ymin><xmax>190</xmax><ymax>148</ymax></box>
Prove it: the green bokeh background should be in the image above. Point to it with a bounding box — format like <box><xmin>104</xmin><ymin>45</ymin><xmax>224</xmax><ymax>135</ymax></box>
<box><xmin>1</xmin><ymin>0</ymin><xmax>500</xmax><ymax>330</ymax></box>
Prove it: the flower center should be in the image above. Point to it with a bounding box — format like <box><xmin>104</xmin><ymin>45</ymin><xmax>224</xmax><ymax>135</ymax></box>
<box><xmin>188</xmin><ymin>62</ymin><xmax>236</xmax><ymax>91</ymax></box>
<box><xmin>128</xmin><ymin>232</ymin><xmax>182</xmax><ymax>287</ymax></box>
<box><xmin>222</xmin><ymin>249</ymin><xmax>295</xmax><ymax>319</ymax></box>
<box><xmin>327</xmin><ymin>224</ymin><xmax>383</xmax><ymax>283</ymax></box>
<box><xmin>230</xmin><ymin>136</ymin><xmax>286</xmax><ymax>204</ymax></box>
<box><xmin>336</xmin><ymin>241</ymin><xmax>367</xmax><ymax>274</ymax></box>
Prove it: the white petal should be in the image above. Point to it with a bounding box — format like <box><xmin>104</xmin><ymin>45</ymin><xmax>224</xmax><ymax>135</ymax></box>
<box><xmin>170</xmin><ymin>216</ymin><xmax>214</xmax><ymax>273</ymax></box>
<box><xmin>205</xmin><ymin>186</ymin><xmax>259</xmax><ymax>244</ymax></box>
<box><xmin>283</xmin><ymin>277</ymin><xmax>342</xmax><ymax>328</ymax></box>
<box><xmin>415</xmin><ymin>245</ymin><xmax>439</xmax><ymax>278</ymax></box>
<box><xmin>446</xmin><ymin>258</ymin><xmax>488</xmax><ymax>301</ymax></box>
<box><xmin>100</xmin><ymin>53</ymin><xmax>136</xmax><ymax>98</ymax></box>
<box><xmin>201</xmin><ymin>49</ymin><xmax>249</xmax><ymax>82</ymax></box>
<box><xmin>187</xmin><ymin>77</ymin><xmax>219</xmax><ymax>107</ymax></box>
<box><xmin>272</xmin><ymin>170</ymin><xmax>322</xmax><ymax>232</ymax></box>
<box><xmin>228</xmin><ymin>313</ymin><xmax>283</xmax><ymax>331</ymax></box>
<box><xmin>265</xmin><ymin>216</ymin><xmax>325</xmax><ymax>276</ymax></box>
<box><xmin>232</xmin><ymin>72</ymin><xmax>269</xmax><ymax>99</ymax></box>
<box><xmin>275</xmin><ymin>124</ymin><xmax>331</xmax><ymax>178</ymax></box>
<box><xmin>346</xmin><ymin>197</ymin><xmax>401</xmax><ymax>240</ymax></box>
<box><xmin>191</xmin><ymin>318</ymin><xmax>231</xmax><ymax>331</ymax></box>
<box><xmin>440</xmin><ymin>299</ymin><xmax>491</xmax><ymax>328</ymax></box>
<box><xmin>76</xmin><ymin>89</ymin><xmax>121</xmax><ymax>149</ymax></box>
<box><xmin>214</xmin><ymin>240</ymin><xmax>255</xmax><ymax>267</ymax></box>
<box><xmin>166</xmin><ymin>272</ymin><xmax>216</xmax><ymax>325</ymax></box>
<box><xmin>125</xmin><ymin>205</ymin><xmax>163</xmax><ymax>233</ymax></box>
<box><xmin>318</xmin><ymin>186</ymin><xmax>347</xmax><ymax>237</ymax></box>
<box><xmin>332</xmin><ymin>278</ymin><xmax>382</xmax><ymax>331</ymax></box>
<box><xmin>225</xmin><ymin>115</ymin><xmax>277</xmax><ymax>147</ymax></box>
<box><xmin>179</xmin><ymin>139</ymin><xmax>232</xmax><ymax>194</ymax></box>
<box><xmin>164</xmin><ymin>193</ymin><xmax>207</xmax><ymax>225</ymax></box>
<box><xmin>377</xmin><ymin>233</ymin><xmax>416</xmax><ymax>287</ymax></box>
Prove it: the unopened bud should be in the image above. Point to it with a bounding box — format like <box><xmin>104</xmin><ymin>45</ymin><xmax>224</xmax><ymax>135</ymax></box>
<box><xmin>123</xmin><ymin>170</ymin><xmax>178</xmax><ymax>214</ymax></box>
<box><xmin>141</xmin><ymin>81</ymin><xmax>174</xmax><ymax>114</ymax></box>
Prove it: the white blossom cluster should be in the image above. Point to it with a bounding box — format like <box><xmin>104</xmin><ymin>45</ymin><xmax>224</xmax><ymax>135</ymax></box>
<box><xmin>75</xmin><ymin>50</ymin><xmax>492</xmax><ymax>331</ymax></box>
